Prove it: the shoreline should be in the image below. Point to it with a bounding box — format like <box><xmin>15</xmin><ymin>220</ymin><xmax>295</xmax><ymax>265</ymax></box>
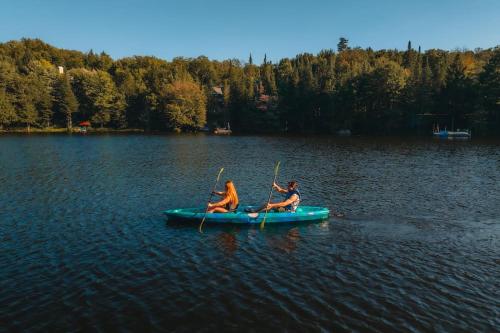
<box><xmin>2</xmin><ymin>127</ymin><xmax>497</xmax><ymax>137</ymax></box>
<box><xmin>0</xmin><ymin>128</ymin><xmax>145</xmax><ymax>134</ymax></box>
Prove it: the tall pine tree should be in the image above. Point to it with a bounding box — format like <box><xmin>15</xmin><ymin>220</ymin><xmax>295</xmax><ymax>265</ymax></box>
<box><xmin>53</xmin><ymin>74</ymin><xmax>78</xmax><ymax>129</ymax></box>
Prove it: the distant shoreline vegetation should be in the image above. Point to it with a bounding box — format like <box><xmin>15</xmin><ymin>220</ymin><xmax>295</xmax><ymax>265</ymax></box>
<box><xmin>0</xmin><ymin>127</ymin><xmax>144</xmax><ymax>134</ymax></box>
<box><xmin>0</xmin><ymin>38</ymin><xmax>498</xmax><ymax>135</ymax></box>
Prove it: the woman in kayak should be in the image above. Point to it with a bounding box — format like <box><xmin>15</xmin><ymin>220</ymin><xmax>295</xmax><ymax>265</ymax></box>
<box><xmin>207</xmin><ymin>180</ymin><xmax>239</xmax><ymax>213</ymax></box>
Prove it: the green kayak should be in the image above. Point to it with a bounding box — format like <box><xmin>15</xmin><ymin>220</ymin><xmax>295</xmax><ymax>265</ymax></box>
<box><xmin>163</xmin><ymin>206</ymin><xmax>329</xmax><ymax>224</ymax></box>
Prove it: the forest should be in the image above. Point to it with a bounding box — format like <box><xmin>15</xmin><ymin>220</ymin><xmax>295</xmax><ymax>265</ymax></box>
<box><xmin>0</xmin><ymin>38</ymin><xmax>498</xmax><ymax>135</ymax></box>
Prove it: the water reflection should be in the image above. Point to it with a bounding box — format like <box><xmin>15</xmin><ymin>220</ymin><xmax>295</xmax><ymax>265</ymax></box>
<box><xmin>216</xmin><ymin>231</ymin><xmax>238</xmax><ymax>256</ymax></box>
<box><xmin>266</xmin><ymin>227</ymin><xmax>301</xmax><ymax>253</ymax></box>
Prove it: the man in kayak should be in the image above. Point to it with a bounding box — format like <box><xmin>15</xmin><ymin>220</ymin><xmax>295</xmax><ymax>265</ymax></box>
<box><xmin>207</xmin><ymin>180</ymin><xmax>239</xmax><ymax>213</ymax></box>
<box><xmin>247</xmin><ymin>180</ymin><xmax>301</xmax><ymax>213</ymax></box>
<box><xmin>266</xmin><ymin>180</ymin><xmax>301</xmax><ymax>212</ymax></box>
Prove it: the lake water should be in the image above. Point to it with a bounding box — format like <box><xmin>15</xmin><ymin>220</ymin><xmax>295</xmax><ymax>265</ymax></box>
<box><xmin>0</xmin><ymin>134</ymin><xmax>499</xmax><ymax>332</ymax></box>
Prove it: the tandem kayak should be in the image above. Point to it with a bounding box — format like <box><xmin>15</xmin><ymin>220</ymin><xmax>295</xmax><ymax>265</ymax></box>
<box><xmin>163</xmin><ymin>206</ymin><xmax>329</xmax><ymax>224</ymax></box>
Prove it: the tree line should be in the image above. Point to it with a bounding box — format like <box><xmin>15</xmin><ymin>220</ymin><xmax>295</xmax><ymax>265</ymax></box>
<box><xmin>0</xmin><ymin>38</ymin><xmax>498</xmax><ymax>134</ymax></box>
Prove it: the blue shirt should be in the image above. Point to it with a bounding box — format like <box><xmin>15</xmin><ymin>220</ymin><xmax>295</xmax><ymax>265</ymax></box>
<box><xmin>284</xmin><ymin>190</ymin><xmax>301</xmax><ymax>211</ymax></box>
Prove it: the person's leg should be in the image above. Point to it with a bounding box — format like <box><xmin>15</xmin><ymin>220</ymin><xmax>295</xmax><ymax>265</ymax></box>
<box><xmin>245</xmin><ymin>205</ymin><xmax>261</xmax><ymax>213</ymax></box>
<box><xmin>245</xmin><ymin>204</ymin><xmax>268</xmax><ymax>213</ymax></box>
<box><xmin>209</xmin><ymin>207</ymin><xmax>229</xmax><ymax>213</ymax></box>
<box><xmin>250</xmin><ymin>206</ymin><xmax>282</xmax><ymax>213</ymax></box>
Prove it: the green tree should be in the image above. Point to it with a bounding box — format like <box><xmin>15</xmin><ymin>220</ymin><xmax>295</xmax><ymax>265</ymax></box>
<box><xmin>442</xmin><ymin>54</ymin><xmax>476</xmax><ymax>130</ymax></box>
<box><xmin>90</xmin><ymin>72</ymin><xmax>126</xmax><ymax>128</ymax></box>
<box><xmin>0</xmin><ymin>89</ymin><xmax>17</xmax><ymax>128</ymax></box>
<box><xmin>8</xmin><ymin>75</ymin><xmax>38</xmax><ymax>131</ymax></box>
<box><xmin>70</xmin><ymin>69</ymin><xmax>125</xmax><ymax>128</ymax></box>
<box><xmin>0</xmin><ymin>60</ymin><xmax>18</xmax><ymax>128</ymax></box>
<box><xmin>160</xmin><ymin>80</ymin><xmax>206</xmax><ymax>130</ymax></box>
<box><xmin>53</xmin><ymin>74</ymin><xmax>79</xmax><ymax>129</ymax></box>
<box><xmin>261</xmin><ymin>62</ymin><xmax>277</xmax><ymax>95</ymax></box>
<box><xmin>21</xmin><ymin>102</ymin><xmax>38</xmax><ymax>131</ymax></box>
<box><xmin>479</xmin><ymin>48</ymin><xmax>500</xmax><ymax>131</ymax></box>
<box><xmin>403</xmin><ymin>40</ymin><xmax>416</xmax><ymax>68</ymax></box>
<box><xmin>188</xmin><ymin>56</ymin><xmax>218</xmax><ymax>87</ymax></box>
<box><xmin>27</xmin><ymin>60</ymin><xmax>57</xmax><ymax>127</ymax></box>
<box><xmin>354</xmin><ymin>58</ymin><xmax>407</xmax><ymax>132</ymax></box>
<box><xmin>337</xmin><ymin>37</ymin><xmax>349</xmax><ymax>52</ymax></box>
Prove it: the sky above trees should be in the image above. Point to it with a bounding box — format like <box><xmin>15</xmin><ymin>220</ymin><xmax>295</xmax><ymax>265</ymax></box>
<box><xmin>0</xmin><ymin>0</ymin><xmax>499</xmax><ymax>62</ymax></box>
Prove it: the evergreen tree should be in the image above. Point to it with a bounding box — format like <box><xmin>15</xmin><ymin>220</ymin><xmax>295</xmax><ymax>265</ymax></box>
<box><xmin>261</xmin><ymin>63</ymin><xmax>277</xmax><ymax>95</ymax></box>
<box><xmin>403</xmin><ymin>40</ymin><xmax>415</xmax><ymax>68</ymax></box>
<box><xmin>337</xmin><ymin>37</ymin><xmax>349</xmax><ymax>52</ymax></box>
<box><xmin>0</xmin><ymin>88</ymin><xmax>17</xmax><ymax>128</ymax></box>
<box><xmin>20</xmin><ymin>102</ymin><xmax>38</xmax><ymax>132</ymax></box>
<box><xmin>26</xmin><ymin>60</ymin><xmax>56</xmax><ymax>127</ymax></box>
<box><xmin>419</xmin><ymin>56</ymin><xmax>435</xmax><ymax>113</ymax></box>
<box><xmin>38</xmin><ymin>91</ymin><xmax>54</xmax><ymax>128</ymax></box>
<box><xmin>53</xmin><ymin>74</ymin><xmax>78</xmax><ymax>129</ymax></box>
<box><xmin>479</xmin><ymin>48</ymin><xmax>500</xmax><ymax>131</ymax></box>
<box><xmin>442</xmin><ymin>54</ymin><xmax>475</xmax><ymax>129</ymax></box>
<box><xmin>9</xmin><ymin>75</ymin><xmax>38</xmax><ymax>131</ymax></box>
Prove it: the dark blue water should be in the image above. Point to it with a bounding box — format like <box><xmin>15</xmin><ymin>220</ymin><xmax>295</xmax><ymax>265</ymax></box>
<box><xmin>1</xmin><ymin>134</ymin><xmax>499</xmax><ymax>332</ymax></box>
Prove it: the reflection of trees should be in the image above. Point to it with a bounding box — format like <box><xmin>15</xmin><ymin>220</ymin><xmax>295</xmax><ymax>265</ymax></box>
<box><xmin>213</xmin><ymin>226</ymin><xmax>302</xmax><ymax>256</ymax></box>
<box><xmin>216</xmin><ymin>231</ymin><xmax>238</xmax><ymax>256</ymax></box>
<box><xmin>267</xmin><ymin>227</ymin><xmax>300</xmax><ymax>253</ymax></box>
<box><xmin>284</xmin><ymin>228</ymin><xmax>300</xmax><ymax>253</ymax></box>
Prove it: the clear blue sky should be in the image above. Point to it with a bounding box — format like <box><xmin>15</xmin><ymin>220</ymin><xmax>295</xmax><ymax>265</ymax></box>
<box><xmin>1</xmin><ymin>0</ymin><xmax>499</xmax><ymax>62</ymax></box>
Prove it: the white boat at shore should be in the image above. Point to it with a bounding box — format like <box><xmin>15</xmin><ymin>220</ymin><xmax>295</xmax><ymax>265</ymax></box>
<box><xmin>433</xmin><ymin>129</ymin><xmax>471</xmax><ymax>139</ymax></box>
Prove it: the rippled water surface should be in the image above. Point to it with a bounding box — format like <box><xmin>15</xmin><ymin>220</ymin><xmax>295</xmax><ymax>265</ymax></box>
<box><xmin>1</xmin><ymin>134</ymin><xmax>499</xmax><ymax>332</ymax></box>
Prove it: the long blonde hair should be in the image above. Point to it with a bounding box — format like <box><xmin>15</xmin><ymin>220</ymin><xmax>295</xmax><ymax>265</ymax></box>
<box><xmin>225</xmin><ymin>180</ymin><xmax>239</xmax><ymax>208</ymax></box>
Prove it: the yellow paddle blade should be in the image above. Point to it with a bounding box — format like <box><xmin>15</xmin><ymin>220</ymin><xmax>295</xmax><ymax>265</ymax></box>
<box><xmin>216</xmin><ymin>167</ymin><xmax>224</xmax><ymax>181</ymax></box>
<box><xmin>274</xmin><ymin>161</ymin><xmax>281</xmax><ymax>176</ymax></box>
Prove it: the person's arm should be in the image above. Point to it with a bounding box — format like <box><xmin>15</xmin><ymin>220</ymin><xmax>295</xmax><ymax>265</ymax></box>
<box><xmin>212</xmin><ymin>191</ymin><xmax>225</xmax><ymax>196</ymax></box>
<box><xmin>208</xmin><ymin>196</ymin><xmax>230</xmax><ymax>208</ymax></box>
<box><xmin>273</xmin><ymin>182</ymin><xmax>288</xmax><ymax>194</ymax></box>
<box><xmin>267</xmin><ymin>194</ymin><xmax>298</xmax><ymax>209</ymax></box>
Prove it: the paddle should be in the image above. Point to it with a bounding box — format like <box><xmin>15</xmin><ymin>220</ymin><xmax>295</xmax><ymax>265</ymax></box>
<box><xmin>198</xmin><ymin>167</ymin><xmax>224</xmax><ymax>233</ymax></box>
<box><xmin>260</xmin><ymin>161</ymin><xmax>281</xmax><ymax>229</ymax></box>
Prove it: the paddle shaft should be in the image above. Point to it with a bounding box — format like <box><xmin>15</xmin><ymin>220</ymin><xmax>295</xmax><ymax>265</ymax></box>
<box><xmin>260</xmin><ymin>161</ymin><xmax>280</xmax><ymax>228</ymax></box>
<box><xmin>199</xmin><ymin>167</ymin><xmax>224</xmax><ymax>232</ymax></box>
